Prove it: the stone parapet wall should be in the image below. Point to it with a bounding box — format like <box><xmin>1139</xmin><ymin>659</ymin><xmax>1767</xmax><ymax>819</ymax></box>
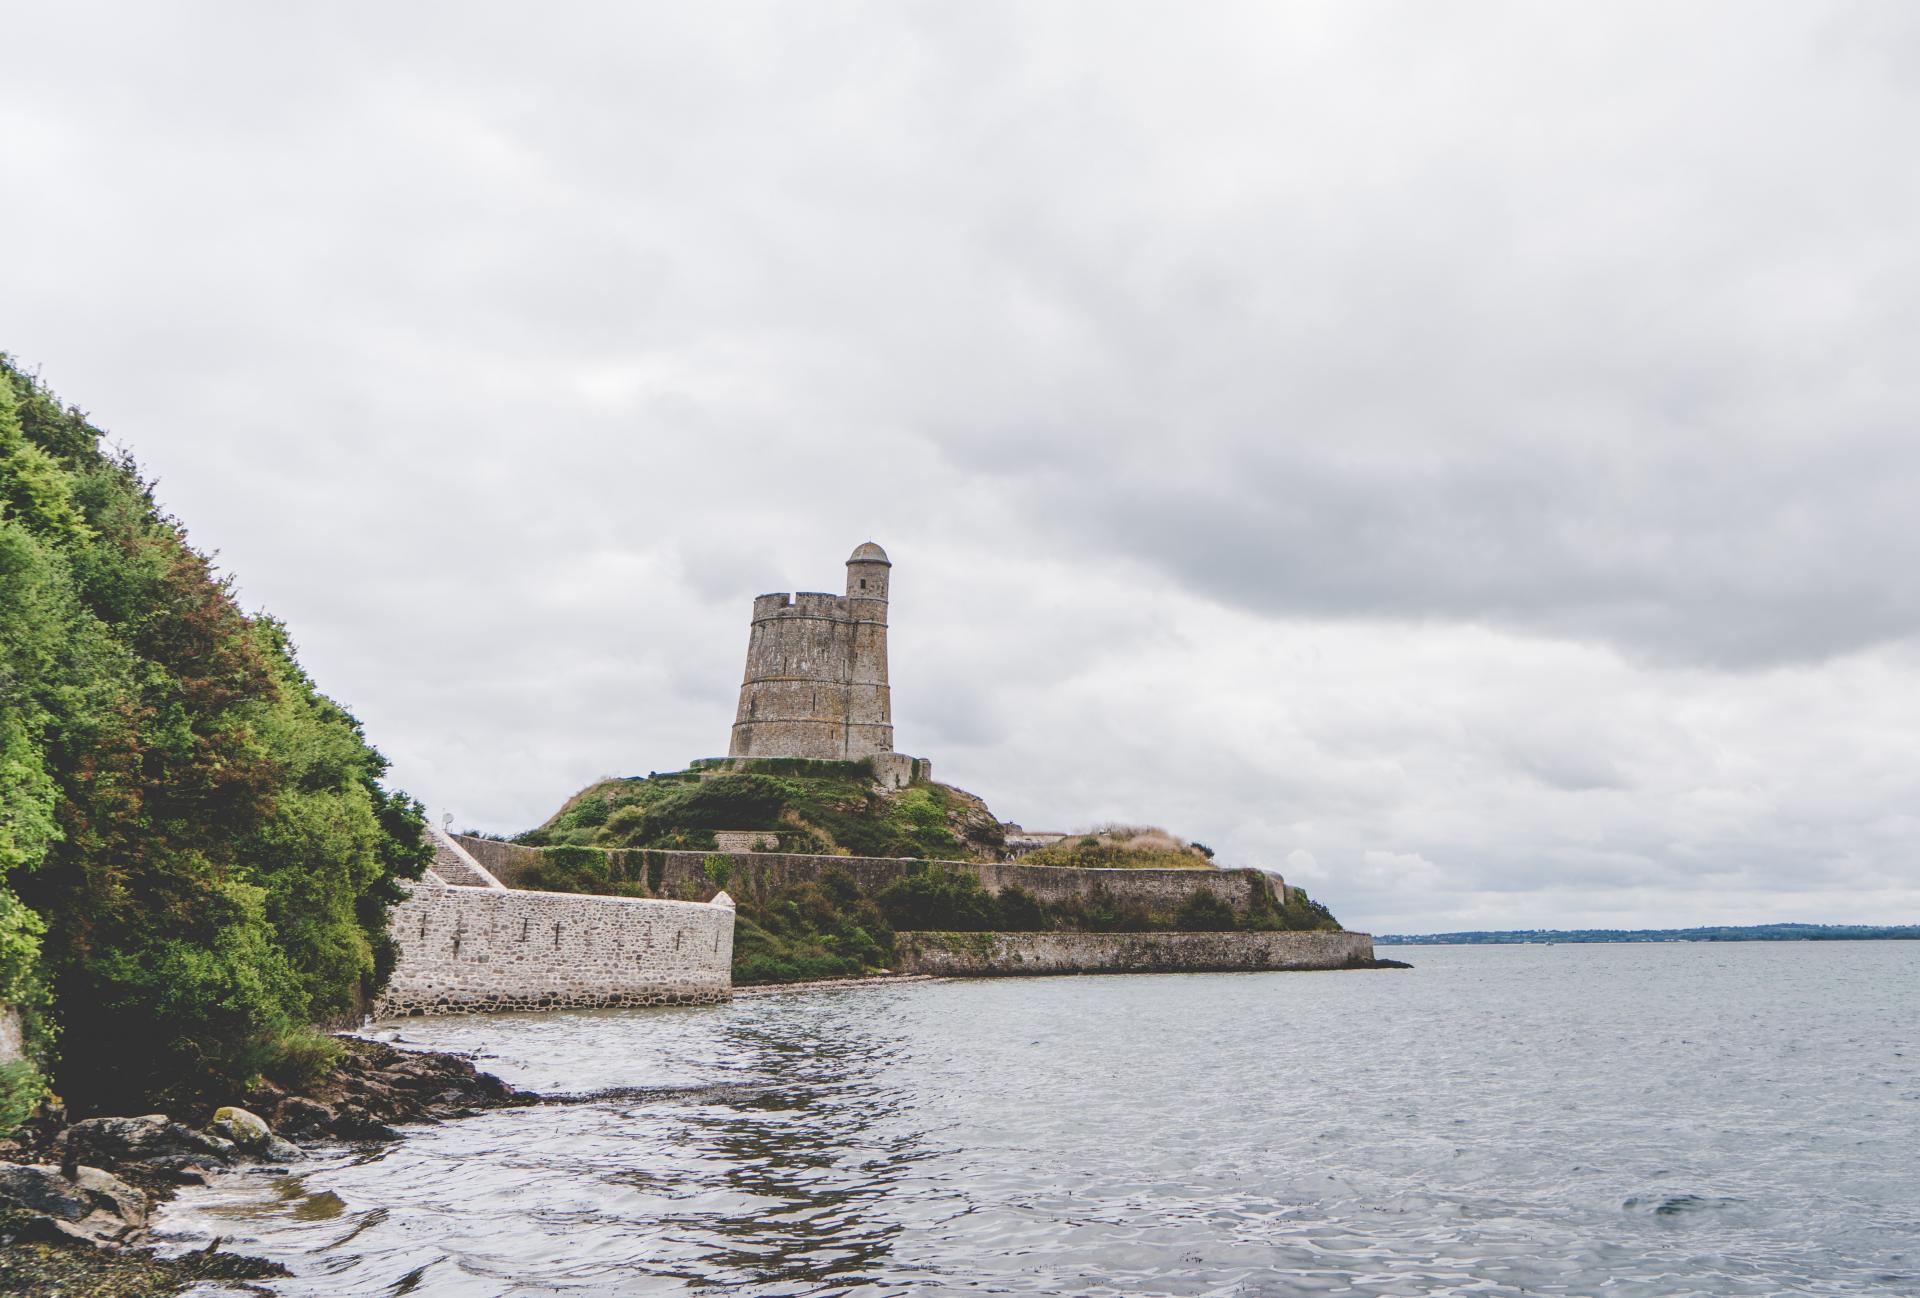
<box><xmin>454</xmin><ymin>836</ymin><xmax>1280</xmax><ymax>918</ymax></box>
<box><xmin>893</xmin><ymin>929</ymin><xmax>1374</xmax><ymax>977</ymax></box>
<box><xmin>374</xmin><ymin>877</ymin><xmax>734</xmax><ymax>1017</ymax></box>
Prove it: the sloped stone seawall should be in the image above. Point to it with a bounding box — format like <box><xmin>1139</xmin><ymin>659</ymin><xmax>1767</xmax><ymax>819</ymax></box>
<box><xmin>375</xmin><ymin>878</ymin><xmax>734</xmax><ymax>1017</ymax></box>
<box><xmin>894</xmin><ymin>930</ymin><xmax>1374</xmax><ymax>977</ymax></box>
<box><xmin>454</xmin><ymin>837</ymin><xmax>1278</xmax><ymax>919</ymax></box>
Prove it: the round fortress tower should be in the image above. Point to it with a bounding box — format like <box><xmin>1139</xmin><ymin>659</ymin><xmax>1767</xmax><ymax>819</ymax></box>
<box><xmin>729</xmin><ymin>542</ymin><xmax>895</xmax><ymax>761</ymax></box>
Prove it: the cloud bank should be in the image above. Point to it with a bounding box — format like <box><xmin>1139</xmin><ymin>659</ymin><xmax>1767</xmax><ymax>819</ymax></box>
<box><xmin>4</xmin><ymin>1</ymin><xmax>1918</xmax><ymax>930</ymax></box>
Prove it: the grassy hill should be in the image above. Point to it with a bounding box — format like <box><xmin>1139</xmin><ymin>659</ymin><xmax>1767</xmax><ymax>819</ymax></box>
<box><xmin>519</xmin><ymin>759</ymin><xmax>1008</xmax><ymax>860</ymax></box>
<box><xmin>1021</xmin><ymin>825</ymin><xmax>1218</xmax><ymax>870</ymax></box>
<box><xmin>509</xmin><ymin>758</ymin><xmax>1343</xmax><ymax>986</ymax></box>
<box><xmin>520</xmin><ymin>762</ymin><xmax>1229</xmax><ymax>873</ymax></box>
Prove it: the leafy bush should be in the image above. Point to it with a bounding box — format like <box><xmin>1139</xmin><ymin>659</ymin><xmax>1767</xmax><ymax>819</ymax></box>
<box><xmin>874</xmin><ymin>865</ymin><xmax>998</xmax><ymax>931</ymax></box>
<box><xmin>1177</xmin><ymin>889</ymin><xmax>1239</xmax><ymax>931</ymax></box>
<box><xmin>1032</xmin><ymin>882</ymin><xmax>1168</xmax><ymax>933</ymax></box>
<box><xmin>994</xmin><ymin>886</ymin><xmax>1049</xmax><ymax>932</ymax></box>
<box><xmin>0</xmin><ymin>359</ymin><xmax>428</xmax><ymax>1114</ymax></box>
<box><xmin>514</xmin><ymin>846</ymin><xmax>649</xmax><ymax>898</ymax></box>
<box><xmin>1239</xmin><ymin>873</ymin><xmax>1343</xmax><ymax>932</ymax></box>
<box><xmin>1281</xmin><ymin>886</ymin><xmax>1342</xmax><ymax>932</ymax></box>
<box><xmin>732</xmin><ymin>870</ymin><xmax>896</xmax><ymax>984</ymax></box>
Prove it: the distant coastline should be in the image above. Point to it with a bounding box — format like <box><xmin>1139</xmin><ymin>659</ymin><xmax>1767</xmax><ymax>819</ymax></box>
<box><xmin>1375</xmin><ymin>923</ymin><xmax>1919</xmax><ymax>945</ymax></box>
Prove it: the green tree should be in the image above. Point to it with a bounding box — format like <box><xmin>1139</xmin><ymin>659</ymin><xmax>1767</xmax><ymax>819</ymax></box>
<box><xmin>0</xmin><ymin>357</ymin><xmax>429</xmax><ymax>1116</ymax></box>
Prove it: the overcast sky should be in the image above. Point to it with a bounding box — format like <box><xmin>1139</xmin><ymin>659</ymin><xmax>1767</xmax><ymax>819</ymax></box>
<box><xmin>5</xmin><ymin>2</ymin><xmax>1918</xmax><ymax>933</ymax></box>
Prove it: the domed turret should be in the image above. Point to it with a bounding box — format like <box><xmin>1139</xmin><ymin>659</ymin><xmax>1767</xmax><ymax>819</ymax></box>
<box><xmin>846</xmin><ymin>541</ymin><xmax>890</xmax><ymax>605</ymax></box>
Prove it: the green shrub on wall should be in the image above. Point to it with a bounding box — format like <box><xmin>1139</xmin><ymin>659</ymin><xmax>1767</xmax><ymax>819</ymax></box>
<box><xmin>733</xmin><ymin>869</ymin><xmax>896</xmax><ymax>984</ymax></box>
<box><xmin>516</xmin><ymin>846</ymin><xmax>648</xmax><ymax>898</ymax></box>
<box><xmin>1177</xmin><ymin>889</ymin><xmax>1239</xmax><ymax>932</ymax></box>
<box><xmin>994</xmin><ymin>886</ymin><xmax>1049</xmax><ymax>932</ymax></box>
<box><xmin>874</xmin><ymin>864</ymin><xmax>998</xmax><ymax>931</ymax></box>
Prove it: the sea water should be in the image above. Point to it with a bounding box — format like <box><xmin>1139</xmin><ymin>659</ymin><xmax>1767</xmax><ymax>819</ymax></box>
<box><xmin>162</xmin><ymin>942</ymin><xmax>1919</xmax><ymax>1296</ymax></box>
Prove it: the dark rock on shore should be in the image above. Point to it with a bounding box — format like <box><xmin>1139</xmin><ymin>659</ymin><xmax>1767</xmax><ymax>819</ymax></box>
<box><xmin>0</xmin><ymin>1036</ymin><xmax>531</xmax><ymax>1297</ymax></box>
<box><xmin>239</xmin><ymin>1036</ymin><xmax>529</xmax><ymax>1143</ymax></box>
<box><xmin>0</xmin><ymin>1162</ymin><xmax>146</xmax><ymax>1244</ymax></box>
<box><xmin>0</xmin><ymin>1231</ymin><xmax>290</xmax><ymax>1297</ymax></box>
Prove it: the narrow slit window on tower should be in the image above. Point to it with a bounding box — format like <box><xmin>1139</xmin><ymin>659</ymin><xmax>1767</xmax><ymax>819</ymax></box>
<box><xmin>860</xmin><ymin>579</ymin><xmax>867</xmax><ymax>589</ymax></box>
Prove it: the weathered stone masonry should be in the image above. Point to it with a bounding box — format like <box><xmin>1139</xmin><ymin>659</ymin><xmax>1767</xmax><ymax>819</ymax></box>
<box><xmin>375</xmin><ymin>829</ymin><xmax>734</xmax><ymax>1017</ymax></box>
<box><xmin>726</xmin><ymin>542</ymin><xmax>930</xmax><ymax>788</ymax></box>
<box><xmin>895</xmin><ymin>930</ymin><xmax>1374</xmax><ymax>977</ymax></box>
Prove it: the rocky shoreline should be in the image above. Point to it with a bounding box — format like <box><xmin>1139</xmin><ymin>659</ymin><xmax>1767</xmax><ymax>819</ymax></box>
<box><xmin>0</xmin><ymin>1037</ymin><xmax>532</xmax><ymax>1298</ymax></box>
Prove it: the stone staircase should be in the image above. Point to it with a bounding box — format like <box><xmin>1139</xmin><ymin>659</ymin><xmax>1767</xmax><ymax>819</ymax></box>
<box><xmin>423</xmin><ymin>823</ymin><xmax>508</xmax><ymax>889</ymax></box>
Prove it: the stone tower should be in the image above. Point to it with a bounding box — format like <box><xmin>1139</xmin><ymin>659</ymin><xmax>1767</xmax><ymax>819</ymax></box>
<box><xmin>729</xmin><ymin>542</ymin><xmax>898</xmax><ymax>762</ymax></box>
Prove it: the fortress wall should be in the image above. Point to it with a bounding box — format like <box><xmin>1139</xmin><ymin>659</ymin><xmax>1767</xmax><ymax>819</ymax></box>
<box><xmin>738</xmin><ymin>680</ymin><xmax>850</xmax><ymax>722</ymax></box>
<box><xmin>729</xmin><ymin>719</ymin><xmax>846</xmax><ymax>760</ymax></box>
<box><xmin>791</xmin><ymin>591</ymin><xmax>842</xmax><ymax>617</ymax></box>
<box><xmin>373</xmin><ymin>876</ymin><xmax>734</xmax><ymax>1017</ymax></box>
<box><xmin>893</xmin><ymin>929</ymin><xmax>1374</xmax><ymax>977</ymax></box>
<box><xmin>454</xmin><ymin>837</ymin><xmax>1279</xmax><ymax>919</ymax></box>
<box><xmin>731</xmin><ymin>593</ymin><xmax>894</xmax><ymax>759</ymax></box>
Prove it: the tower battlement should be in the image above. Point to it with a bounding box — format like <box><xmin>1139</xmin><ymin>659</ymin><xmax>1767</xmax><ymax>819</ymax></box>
<box><xmin>728</xmin><ymin>542</ymin><xmax>901</xmax><ymax>765</ymax></box>
<box><xmin>749</xmin><ymin>589</ymin><xmax>887</xmax><ymax>621</ymax></box>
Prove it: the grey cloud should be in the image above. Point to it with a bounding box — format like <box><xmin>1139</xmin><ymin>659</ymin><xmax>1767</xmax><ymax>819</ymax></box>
<box><xmin>4</xmin><ymin>2</ymin><xmax>1920</xmax><ymax>926</ymax></box>
<box><xmin>1039</xmin><ymin>441</ymin><xmax>1920</xmax><ymax>667</ymax></box>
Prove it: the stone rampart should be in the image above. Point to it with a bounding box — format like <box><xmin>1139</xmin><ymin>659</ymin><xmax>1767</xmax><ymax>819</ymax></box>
<box><xmin>454</xmin><ymin>836</ymin><xmax>1281</xmax><ymax>919</ymax></box>
<box><xmin>374</xmin><ymin>876</ymin><xmax>734</xmax><ymax>1017</ymax></box>
<box><xmin>893</xmin><ymin>929</ymin><xmax>1374</xmax><ymax>977</ymax></box>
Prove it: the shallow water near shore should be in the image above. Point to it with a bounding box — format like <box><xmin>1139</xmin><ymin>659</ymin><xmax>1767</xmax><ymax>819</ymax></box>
<box><xmin>161</xmin><ymin>943</ymin><xmax>1919</xmax><ymax>1296</ymax></box>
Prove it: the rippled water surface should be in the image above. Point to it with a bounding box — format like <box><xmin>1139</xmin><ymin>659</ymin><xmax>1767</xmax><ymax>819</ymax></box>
<box><xmin>163</xmin><ymin>943</ymin><xmax>1919</xmax><ymax>1296</ymax></box>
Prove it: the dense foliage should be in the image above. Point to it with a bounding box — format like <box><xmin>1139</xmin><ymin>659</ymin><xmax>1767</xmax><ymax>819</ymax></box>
<box><xmin>0</xmin><ymin>358</ymin><xmax>429</xmax><ymax>1121</ymax></box>
<box><xmin>732</xmin><ymin>869</ymin><xmax>897</xmax><ymax>984</ymax></box>
<box><xmin>524</xmin><ymin>764</ymin><xmax>1004</xmax><ymax>860</ymax></box>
